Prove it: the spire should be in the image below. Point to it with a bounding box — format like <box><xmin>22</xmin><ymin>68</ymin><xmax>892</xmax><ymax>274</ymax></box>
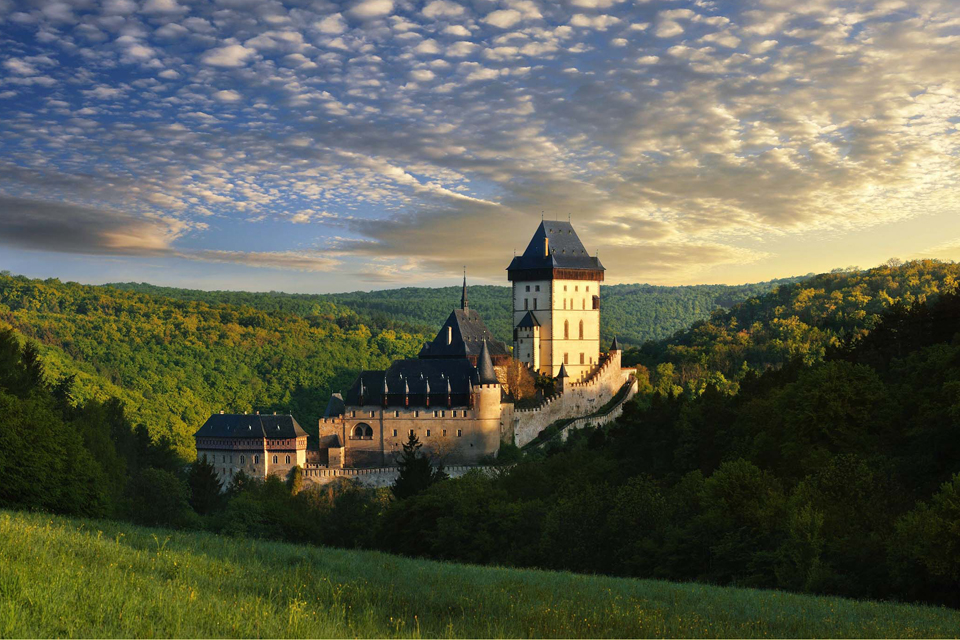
<box><xmin>557</xmin><ymin>363</ymin><xmax>569</xmax><ymax>379</ymax></box>
<box><xmin>609</xmin><ymin>336</ymin><xmax>622</xmax><ymax>352</ymax></box>
<box><xmin>460</xmin><ymin>267</ymin><xmax>468</xmax><ymax>310</ymax></box>
<box><xmin>477</xmin><ymin>339</ymin><xmax>498</xmax><ymax>385</ymax></box>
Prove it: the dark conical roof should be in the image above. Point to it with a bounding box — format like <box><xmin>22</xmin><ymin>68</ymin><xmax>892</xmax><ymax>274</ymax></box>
<box><xmin>507</xmin><ymin>221</ymin><xmax>604</xmax><ymax>274</ymax></box>
<box><xmin>461</xmin><ymin>272</ymin><xmax>468</xmax><ymax>310</ymax></box>
<box><xmin>477</xmin><ymin>339</ymin><xmax>499</xmax><ymax>385</ymax></box>
<box><xmin>610</xmin><ymin>336</ymin><xmax>622</xmax><ymax>351</ymax></box>
<box><xmin>557</xmin><ymin>362</ymin><xmax>569</xmax><ymax>379</ymax></box>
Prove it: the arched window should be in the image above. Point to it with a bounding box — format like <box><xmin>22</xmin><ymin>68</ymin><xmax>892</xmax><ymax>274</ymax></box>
<box><xmin>352</xmin><ymin>423</ymin><xmax>373</xmax><ymax>440</ymax></box>
<box><xmin>273</xmin><ymin>455</ymin><xmax>278</xmax><ymax>464</ymax></box>
<box><xmin>286</xmin><ymin>455</ymin><xmax>291</xmax><ymax>464</ymax></box>
<box><xmin>240</xmin><ymin>455</ymin><xmax>245</xmax><ymax>464</ymax></box>
<box><xmin>564</xmin><ymin>320</ymin><xmax>569</xmax><ymax>339</ymax></box>
<box><xmin>254</xmin><ymin>455</ymin><xmax>259</xmax><ymax>464</ymax></box>
<box><xmin>579</xmin><ymin>320</ymin><xmax>584</xmax><ymax>339</ymax></box>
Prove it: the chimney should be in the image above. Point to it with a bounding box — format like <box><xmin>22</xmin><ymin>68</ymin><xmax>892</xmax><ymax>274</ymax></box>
<box><xmin>219</xmin><ymin>410</ymin><xmax>224</xmax><ymax>414</ymax></box>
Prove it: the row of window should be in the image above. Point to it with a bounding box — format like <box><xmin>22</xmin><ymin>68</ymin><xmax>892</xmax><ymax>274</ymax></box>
<box><xmin>204</xmin><ymin>453</ymin><xmax>292</xmax><ymax>465</ymax></box>
<box><xmin>521</xmin><ymin>297</ymin><xmax>598</xmax><ymax>311</ymax></box>
<box><xmin>563</xmin><ymin>353</ymin><xmax>590</xmax><ymax>365</ymax></box>
<box><xmin>352</xmin><ymin>424</ymin><xmax>465</xmax><ymax>439</ymax></box>
<box><xmin>350</xmin><ymin>409</ymin><xmax>469</xmax><ymax>418</ymax></box>
<box><xmin>522</xmin><ymin>284</ymin><xmax>592</xmax><ymax>293</ymax></box>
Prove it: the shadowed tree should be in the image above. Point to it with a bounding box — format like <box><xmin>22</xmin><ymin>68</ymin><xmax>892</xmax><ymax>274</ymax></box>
<box><xmin>188</xmin><ymin>454</ymin><xmax>224</xmax><ymax>515</ymax></box>
<box><xmin>392</xmin><ymin>433</ymin><xmax>445</xmax><ymax>500</ymax></box>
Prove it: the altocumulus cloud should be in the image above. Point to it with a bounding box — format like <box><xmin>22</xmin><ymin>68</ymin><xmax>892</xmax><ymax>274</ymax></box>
<box><xmin>1</xmin><ymin>0</ymin><xmax>960</xmax><ymax>286</ymax></box>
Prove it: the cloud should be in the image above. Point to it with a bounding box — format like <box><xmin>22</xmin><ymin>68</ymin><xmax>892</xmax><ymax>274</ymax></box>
<box><xmin>201</xmin><ymin>44</ymin><xmax>257</xmax><ymax>68</ymax></box>
<box><xmin>3</xmin><ymin>58</ymin><xmax>38</xmax><ymax>75</ymax></box>
<box><xmin>422</xmin><ymin>1</ymin><xmax>465</xmax><ymax>19</ymax></box>
<box><xmin>213</xmin><ymin>89</ymin><xmax>242</xmax><ymax>102</ymax></box>
<box><xmin>315</xmin><ymin>13</ymin><xmax>347</xmax><ymax>35</ymax></box>
<box><xmin>0</xmin><ymin>196</ymin><xmax>182</xmax><ymax>255</ymax></box>
<box><xmin>349</xmin><ymin>0</ymin><xmax>393</xmax><ymax>19</ymax></box>
<box><xmin>180</xmin><ymin>250</ymin><xmax>341</xmax><ymax>272</ymax></box>
<box><xmin>483</xmin><ymin>9</ymin><xmax>522</xmax><ymax>29</ymax></box>
<box><xmin>142</xmin><ymin>0</ymin><xmax>186</xmax><ymax>14</ymax></box>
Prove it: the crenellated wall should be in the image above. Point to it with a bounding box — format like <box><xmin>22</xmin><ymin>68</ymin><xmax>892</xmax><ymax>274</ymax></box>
<box><xmin>511</xmin><ymin>350</ymin><xmax>634</xmax><ymax>447</ymax></box>
<box><xmin>298</xmin><ymin>464</ymin><xmax>493</xmax><ymax>488</ymax></box>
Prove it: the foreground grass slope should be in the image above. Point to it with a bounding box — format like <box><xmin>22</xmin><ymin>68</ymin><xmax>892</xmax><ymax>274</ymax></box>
<box><xmin>1</xmin><ymin>510</ymin><xmax>957</xmax><ymax>638</ymax></box>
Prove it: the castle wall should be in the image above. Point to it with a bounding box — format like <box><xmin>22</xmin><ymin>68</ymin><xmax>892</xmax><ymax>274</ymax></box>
<box><xmin>319</xmin><ymin>392</ymin><xmax>502</xmax><ymax>467</ymax></box>
<box><xmin>512</xmin><ymin>350</ymin><xmax>632</xmax><ymax>447</ymax></box>
<box><xmin>299</xmin><ymin>465</ymin><xmax>494</xmax><ymax>488</ymax></box>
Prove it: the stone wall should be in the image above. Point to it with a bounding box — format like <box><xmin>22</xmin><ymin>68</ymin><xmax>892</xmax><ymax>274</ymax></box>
<box><xmin>511</xmin><ymin>350</ymin><xmax>634</xmax><ymax>447</ymax></box>
<box><xmin>299</xmin><ymin>464</ymin><xmax>490</xmax><ymax>488</ymax></box>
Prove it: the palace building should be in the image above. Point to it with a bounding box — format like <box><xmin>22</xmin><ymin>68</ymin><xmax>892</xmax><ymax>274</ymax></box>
<box><xmin>196</xmin><ymin>220</ymin><xmax>637</xmax><ymax>482</ymax></box>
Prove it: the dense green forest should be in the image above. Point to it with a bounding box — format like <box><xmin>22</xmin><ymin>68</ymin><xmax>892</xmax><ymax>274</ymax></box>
<box><xmin>0</xmin><ymin>273</ymin><xmax>424</xmax><ymax>455</ymax></box>
<box><xmin>629</xmin><ymin>260</ymin><xmax>960</xmax><ymax>395</ymax></box>
<box><xmin>109</xmin><ymin>278</ymin><xmax>804</xmax><ymax>346</ymax></box>
<box><xmin>4</xmin><ymin>262</ymin><xmax>960</xmax><ymax>611</ymax></box>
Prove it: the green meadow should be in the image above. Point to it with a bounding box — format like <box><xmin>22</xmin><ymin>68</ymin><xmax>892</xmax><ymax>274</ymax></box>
<box><xmin>0</xmin><ymin>510</ymin><xmax>957</xmax><ymax>638</ymax></box>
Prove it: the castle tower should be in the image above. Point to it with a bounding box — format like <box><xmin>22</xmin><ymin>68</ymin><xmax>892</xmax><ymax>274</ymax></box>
<box><xmin>475</xmin><ymin>339</ymin><xmax>502</xmax><ymax>453</ymax></box>
<box><xmin>507</xmin><ymin>221</ymin><xmax>604</xmax><ymax>380</ymax></box>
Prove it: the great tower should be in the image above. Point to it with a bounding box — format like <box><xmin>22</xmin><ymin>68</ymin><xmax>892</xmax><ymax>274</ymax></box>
<box><xmin>507</xmin><ymin>221</ymin><xmax>604</xmax><ymax>380</ymax></box>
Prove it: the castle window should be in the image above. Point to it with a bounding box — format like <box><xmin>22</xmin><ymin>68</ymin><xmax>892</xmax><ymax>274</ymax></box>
<box><xmin>457</xmin><ymin>429</ymin><xmax>462</xmax><ymax>437</ymax></box>
<box><xmin>563</xmin><ymin>298</ymin><xmax>566</xmax><ymax>310</ymax></box>
<box><xmin>286</xmin><ymin>455</ymin><xmax>291</xmax><ymax>464</ymax></box>
<box><xmin>351</xmin><ymin>411</ymin><xmax>356</xmax><ymax>417</ymax></box>
<box><xmin>564</xmin><ymin>285</ymin><xmax>567</xmax><ymax>292</ymax></box>
<box><xmin>393</xmin><ymin>429</ymin><xmax>398</xmax><ymax>437</ymax></box>
<box><xmin>370</xmin><ymin>411</ymin><xmax>375</xmax><ymax>418</ymax></box>
<box><xmin>524</xmin><ymin>298</ymin><xmax>528</xmax><ymax>310</ymax></box>
<box><xmin>240</xmin><ymin>455</ymin><xmax>245</xmax><ymax>464</ymax></box>
<box><xmin>533</xmin><ymin>298</ymin><xmax>537</xmax><ymax>310</ymax></box>
<box><xmin>453</xmin><ymin>410</ymin><xmax>457</xmax><ymax>417</ymax></box>
<box><xmin>433</xmin><ymin>410</ymin><xmax>438</xmax><ymax>417</ymax></box>
<box><xmin>582</xmin><ymin>299</ymin><xmax>586</xmax><ymax>310</ymax></box>
<box><xmin>415</xmin><ymin>411</ymin><xmax>420</xmax><ymax>417</ymax></box>
<box><xmin>273</xmin><ymin>455</ymin><xmax>278</xmax><ymax>464</ymax></box>
<box><xmin>443</xmin><ymin>429</ymin><xmax>447</xmax><ymax>436</ymax></box>
<box><xmin>409</xmin><ymin>429</ymin><xmax>415</xmax><ymax>437</ymax></box>
<box><xmin>564</xmin><ymin>320</ymin><xmax>569</xmax><ymax>339</ymax></box>
<box><xmin>535</xmin><ymin>285</ymin><xmax>540</xmax><ymax>292</ymax></box>
<box><xmin>564</xmin><ymin>353</ymin><xmax>569</xmax><ymax>364</ymax></box>
<box><xmin>586</xmin><ymin>286</ymin><xmax>590</xmax><ymax>292</ymax></box>
<box><xmin>575</xmin><ymin>285</ymin><xmax>578</xmax><ymax>292</ymax></box>
<box><xmin>353</xmin><ymin>424</ymin><xmax>373</xmax><ymax>440</ymax></box>
<box><xmin>222</xmin><ymin>455</ymin><xmax>226</xmax><ymax>463</ymax></box>
<box><xmin>579</xmin><ymin>320</ymin><xmax>584</xmax><ymax>339</ymax></box>
<box><xmin>426</xmin><ymin>429</ymin><xmax>431</xmax><ymax>437</ymax></box>
<box><xmin>580</xmin><ymin>353</ymin><xmax>585</xmax><ymax>364</ymax></box>
<box><xmin>394</xmin><ymin>410</ymin><xmax>399</xmax><ymax>418</ymax></box>
<box><xmin>254</xmin><ymin>455</ymin><xmax>259</xmax><ymax>464</ymax></box>
<box><xmin>525</xmin><ymin>285</ymin><xmax>530</xmax><ymax>292</ymax></box>
<box><xmin>440</xmin><ymin>410</ymin><xmax>445</xmax><ymax>417</ymax></box>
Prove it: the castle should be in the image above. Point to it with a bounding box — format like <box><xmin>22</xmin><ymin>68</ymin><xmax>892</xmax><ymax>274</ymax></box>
<box><xmin>195</xmin><ymin>221</ymin><xmax>637</xmax><ymax>483</ymax></box>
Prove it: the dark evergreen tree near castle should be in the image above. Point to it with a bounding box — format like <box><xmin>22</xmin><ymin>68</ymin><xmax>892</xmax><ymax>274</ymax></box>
<box><xmin>188</xmin><ymin>455</ymin><xmax>224</xmax><ymax>515</ymax></box>
<box><xmin>392</xmin><ymin>433</ymin><xmax>445</xmax><ymax>500</ymax></box>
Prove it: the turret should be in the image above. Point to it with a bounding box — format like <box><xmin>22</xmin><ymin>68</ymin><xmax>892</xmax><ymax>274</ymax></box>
<box><xmin>475</xmin><ymin>340</ymin><xmax>502</xmax><ymax>457</ymax></box>
<box><xmin>557</xmin><ymin>362</ymin><xmax>573</xmax><ymax>394</ymax></box>
<box><xmin>461</xmin><ymin>270</ymin><xmax>468</xmax><ymax>310</ymax></box>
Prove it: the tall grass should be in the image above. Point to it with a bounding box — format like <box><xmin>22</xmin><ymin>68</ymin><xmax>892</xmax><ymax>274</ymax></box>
<box><xmin>0</xmin><ymin>509</ymin><xmax>956</xmax><ymax>638</ymax></box>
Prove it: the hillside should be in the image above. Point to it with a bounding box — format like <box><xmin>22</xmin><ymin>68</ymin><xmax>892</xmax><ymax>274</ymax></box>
<box><xmin>0</xmin><ymin>273</ymin><xmax>426</xmax><ymax>456</ymax></box>
<box><xmin>1</xmin><ymin>509</ymin><xmax>957</xmax><ymax>638</ymax></box>
<box><xmin>108</xmin><ymin>278</ymin><xmax>804</xmax><ymax>346</ymax></box>
<box><xmin>630</xmin><ymin>260</ymin><xmax>960</xmax><ymax>393</ymax></box>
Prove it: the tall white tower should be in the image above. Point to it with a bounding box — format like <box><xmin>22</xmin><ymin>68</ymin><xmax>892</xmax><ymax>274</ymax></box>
<box><xmin>507</xmin><ymin>221</ymin><xmax>604</xmax><ymax>380</ymax></box>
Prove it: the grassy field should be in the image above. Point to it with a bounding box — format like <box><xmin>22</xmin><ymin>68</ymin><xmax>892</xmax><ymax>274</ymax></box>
<box><xmin>0</xmin><ymin>510</ymin><xmax>957</xmax><ymax>638</ymax></box>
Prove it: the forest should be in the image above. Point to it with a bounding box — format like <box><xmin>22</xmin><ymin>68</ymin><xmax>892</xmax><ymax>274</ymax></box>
<box><xmin>3</xmin><ymin>260</ymin><xmax>960</xmax><ymax>610</ymax></box>
<box><xmin>109</xmin><ymin>277</ymin><xmax>803</xmax><ymax>346</ymax></box>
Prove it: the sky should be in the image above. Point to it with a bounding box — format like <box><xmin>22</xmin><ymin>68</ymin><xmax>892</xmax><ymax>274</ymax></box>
<box><xmin>1</xmin><ymin>0</ymin><xmax>960</xmax><ymax>293</ymax></box>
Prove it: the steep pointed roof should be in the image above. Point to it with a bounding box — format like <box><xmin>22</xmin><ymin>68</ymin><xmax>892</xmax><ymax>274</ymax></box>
<box><xmin>557</xmin><ymin>362</ymin><xmax>569</xmax><ymax>379</ymax></box>
<box><xmin>460</xmin><ymin>272</ymin><xmax>468</xmax><ymax>310</ymax></box>
<box><xmin>609</xmin><ymin>336</ymin><xmax>622</xmax><ymax>351</ymax></box>
<box><xmin>477</xmin><ymin>339</ymin><xmax>499</xmax><ymax>385</ymax></box>
<box><xmin>324</xmin><ymin>393</ymin><xmax>345</xmax><ymax>418</ymax></box>
<box><xmin>517</xmin><ymin>310</ymin><xmax>541</xmax><ymax>328</ymax></box>
<box><xmin>507</xmin><ymin>221</ymin><xmax>604</xmax><ymax>275</ymax></box>
<box><xmin>418</xmin><ymin>308</ymin><xmax>509</xmax><ymax>360</ymax></box>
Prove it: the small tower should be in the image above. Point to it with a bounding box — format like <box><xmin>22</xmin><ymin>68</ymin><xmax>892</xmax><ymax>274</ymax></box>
<box><xmin>608</xmin><ymin>336</ymin><xmax>622</xmax><ymax>368</ymax></box>
<box><xmin>460</xmin><ymin>269</ymin><xmax>468</xmax><ymax>311</ymax></box>
<box><xmin>557</xmin><ymin>361</ymin><xmax>572</xmax><ymax>395</ymax></box>
<box><xmin>475</xmin><ymin>339</ymin><xmax>502</xmax><ymax>456</ymax></box>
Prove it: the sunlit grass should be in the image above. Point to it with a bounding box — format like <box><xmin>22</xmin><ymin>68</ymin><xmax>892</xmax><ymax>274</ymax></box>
<box><xmin>0</xmin><ymin>509</ymin><xmax>956</xmax><ymax>638</ymax></box>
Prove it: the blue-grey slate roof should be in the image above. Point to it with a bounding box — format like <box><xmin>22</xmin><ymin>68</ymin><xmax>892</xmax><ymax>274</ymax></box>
<box><xmin>195</xmin><ymin>414</ymin><xmax>307</xmax><ymax>439</ymax></box>
<box><xmin>507</xmin><ymin>221</ymin><xmax>604</xmax><ymax>273</ymax></box>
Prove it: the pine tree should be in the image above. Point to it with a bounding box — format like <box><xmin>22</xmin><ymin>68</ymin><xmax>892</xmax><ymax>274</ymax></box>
<box><xmin>392</xmin><ymin>433</ymin><xmax>443</xmax><ymax>500</ymax></box>
<box><xmin>188</xmin><ymin>454</ymin><xmax>223</xmax><ymax>514</ymax></box>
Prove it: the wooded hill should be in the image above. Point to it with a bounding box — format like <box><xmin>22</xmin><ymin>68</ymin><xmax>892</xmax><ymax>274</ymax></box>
<box><xmin>108</xmin><ymin>278</ymin><xmax>805</xmax><ymax>346</ymax></box>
